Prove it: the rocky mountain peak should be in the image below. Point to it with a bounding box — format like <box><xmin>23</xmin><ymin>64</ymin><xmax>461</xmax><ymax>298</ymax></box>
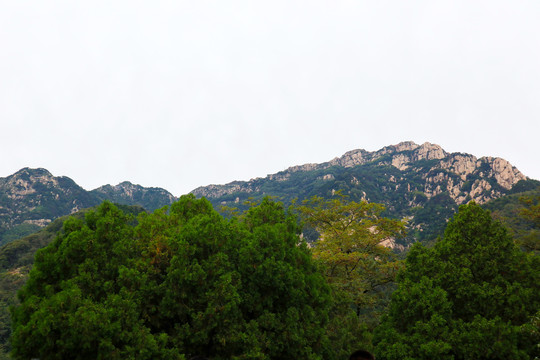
<box><xmin>13</xmin><ymin>167</ymin><xmax>53</xmax><ymax>178</ymax></box>
<box><xmin>1</xmin><ymin>168</ymin><xmax>70</xmax><ymax>199</ymax></box>
<box><xmin>192</xmin><ymin>142</ymin><xmax>528</xmax><ymax>203</ymax></box>
<box><xmin>92</xmin><ymin>181</ymin><xmax>177</xmax><ymax>212</ymax></box>
<box><xmin>190</xmin><ymin>141</ymin><xmax>535</xmax><ymax>245</ymax></box>
<box><xmin>0</xmin><ymin>169</ymin><xmax>177</xmax><ymax>246</ymax></box>
<box><xmin>482</xmin><ymin>157</ymin><xmax>526</xmax><ymax>190</ymax></box>
<box><xmin>414</xmin><ymin>142</ymin><xmax>447</xmax><ymax>160</ymax></box>
<box><xmin>192</xmin><ymin>141</ymin><xmax>530</xmax><ymax>208</ymax></box>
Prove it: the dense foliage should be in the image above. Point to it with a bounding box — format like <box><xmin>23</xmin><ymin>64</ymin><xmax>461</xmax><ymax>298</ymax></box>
<box><xmin>297</xmin><ymin>195</ymin><xmax>405</xmax><ymax>313</ymax></box>
<box><xmin>296</xmin><ymin>195</ymin><xmax>406</xmax><ymax>358</ymax></box>
<box><xmin>484</xmin><ymin>187</ymin><xmax>540</xmax><ymax>253</ymax></box>
<box><xmin>2</xmin><ymin>192</ymin><xmax>538</xmax><ymax>359</ymax></box>
<box><xmin>374</xmin><ymin>202</ymin><xmax>540</xmax><ymax>359</ymax></box>
<box><xmin>10</xmin><ymin>196</ymin><xmax>332</xmax><ymax>359</ymax></box>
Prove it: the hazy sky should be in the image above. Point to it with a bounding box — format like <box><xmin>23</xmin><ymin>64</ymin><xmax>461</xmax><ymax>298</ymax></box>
<box><xmin>1</xmin><ymin>1</ymin><xmax>539</xmax><ymax>196</ymax></box>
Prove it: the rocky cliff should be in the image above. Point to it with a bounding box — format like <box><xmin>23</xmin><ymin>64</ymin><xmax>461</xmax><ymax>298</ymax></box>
<box><xmin>192</xmin><ymin>142</ymin><xmax>526</xmax><ymax>205</ymax></box>
<box><xmin>92</xmin><ymin>181</ymin><xmax>177</xmax><ymax>212</ymax></box>
<box><xmin>191</xmin><ymin>142</ymin><xmax>532</xmax><ymax>244</ymax></box>
<box><xmin>0</xmin><ymin>168</ymin><xmax>176</xmax><ymax>246</ymax></box>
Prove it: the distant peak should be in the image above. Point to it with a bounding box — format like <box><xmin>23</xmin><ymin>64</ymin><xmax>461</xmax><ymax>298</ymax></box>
<box><xmin>391</xmin><ymin>141</ymin><xmax>420</xmax><ymax>152</ymax></box>
<box><xmin>13</xmin><ymin>167</ymin><xmax>53</xmax><ymax>177</ymax></box>
<box><xmin>117</xmin><ymin>181</ymin><xmax>135</xmax><ymax>187</ymax></box>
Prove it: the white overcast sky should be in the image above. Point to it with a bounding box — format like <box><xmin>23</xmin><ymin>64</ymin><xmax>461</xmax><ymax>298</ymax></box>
<box><xmin>1</xmin><ymin>1</ymin><xmax>539</xmax><ymax>196</ymax></box>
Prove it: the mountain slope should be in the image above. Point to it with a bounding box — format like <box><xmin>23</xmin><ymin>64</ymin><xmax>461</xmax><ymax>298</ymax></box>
<box><xmin>191</xmin><ymin>141</ymin><xmax>533</xmax><ymax>243</ymax></box>
<box><xmin>91</xmin><ymin>181</ymin><xmax>177</xmax><ymax>212</ymax></box>
<box><xmin>0</xmin><ymin>168</ymin><xmax>176</xmax><ymax>246</ymax></box>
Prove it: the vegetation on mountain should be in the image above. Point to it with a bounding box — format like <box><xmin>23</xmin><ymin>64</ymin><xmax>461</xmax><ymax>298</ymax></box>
<box><xmin>483</xmin><ymin>185</ymin><xmax>540</xmax><ymax>253</ymax></box>
<box><xmin>91</xmin><ymin>181</ymin><xmax>177</xmax><ymax>212</ymax></box>
<box><xmin>10</xmin><ymin>197</ymin><xmax>333</xmax><ymax>359</ymax></box>
<box><xmin>373</xmin><ymin>202</ymin><xmax>540</xmax><ymax>359</ymax></box>
<box><xmin>0</xmin><ymin>168</ymin><xmax>175</xmax><ymax>247</ymax></box>
<box><xmin>193</xmin><ymin>142</ymin><xmax>531</xmax><ymax>245</ymax></box>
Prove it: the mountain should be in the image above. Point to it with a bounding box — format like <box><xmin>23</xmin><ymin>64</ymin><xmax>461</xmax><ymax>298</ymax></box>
<box><xmin>0</xmin><ymin>142</ymin><xmax>536</xmax><ymax>247</ymax></box>
<box><xmin>91</xmin><ymin>181</ymin><xmax>177</xmax><ymax>213</ymax></box>
<box><xmin>191</xmin><ymin>141</ymin><xmax>537</xmax><ymax>244</ymax></box>
<box><xmin>0</xmin><ymin>168</ymin><xmax>176</xmax><ymax>246</ymax></box>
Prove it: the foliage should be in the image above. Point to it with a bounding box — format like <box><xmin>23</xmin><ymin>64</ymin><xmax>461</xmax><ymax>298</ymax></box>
<box><xmin>374</xmin><ymin>202</ymin><xmax>540</xmax><ymax>359</ymax></box>
<box><xmin>0</xmin><ymin>205</ymin><xmax>145</xmax><ymax>358</ymax></box>
<box><xmin>484</xmin><ymin>187</ymin><xmax>540</xmax><ymax>253</ymax></box>
<box><xmin>0</xmin><ymin>224</ymin><xmax>41</xmax><ymax>247</ymax></box>
<box><xmin>296</xmin><ymin>194</ymin><xmax>406</xmax><ymax>356</ymax></box>
<box><xmin>10</xmin><ymin>197</ymin><xmax>332</xmax><ymax>359</ymax></box>
<box><xmin>297</xmin><ymin>194</ymin><xmax>405</xmax><ymax>309</ymax></box>
<box><xmin>517</xmin><ymin>194</ymin><xmax>540</xmax><ymax>253</ymax></box>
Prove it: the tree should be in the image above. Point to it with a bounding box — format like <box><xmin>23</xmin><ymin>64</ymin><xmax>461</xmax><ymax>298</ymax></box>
<box><xmin>374</xmin><ymin>202</ymin><xmax>540</xmax><ymax>360</ymax></box>
<box><xmin>11</xmin><ymin>196</ymin><xmax>332</xmax><ymax>359</ymax></box>
<box><xmin>517</xmin><ymin>195</ymin><xmax>540</xmax><ymax>253</ymax></box>
<box><xmin>10</xmin><ymin>201</ymin><xmax>169</xmax><ymax>360</ymax></box>
<box><xmin>296</xmin><ymin>194</ymin><xmax>405</xmax><ymax>357</ymax></box>
<box><xmin>296</xmin><ymin>194</ymin><xmax>405</xmax><ymax>312</ymax></box>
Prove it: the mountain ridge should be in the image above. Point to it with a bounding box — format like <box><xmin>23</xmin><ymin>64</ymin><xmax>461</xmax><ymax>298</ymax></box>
<box><xmin>190</xmin><ymin>141</ymin><xmax>533</xmax><ymax>244</ymax></box>
<box><xmin>192</xmin><ymin>141</ymin><xmax>527</xmax><ymax>204</ymax></box>
<box><xmin>0</xmin><ymin>142</ymin><xmax>534</xmax><ymax>246</ymax></box>
<box><xmin>0</xmin><ymin>169</ymin><xmax>176</xmax><ymax>246</ymax></box>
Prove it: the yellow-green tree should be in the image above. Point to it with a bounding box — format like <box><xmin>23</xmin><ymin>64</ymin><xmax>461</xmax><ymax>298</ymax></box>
<box><xmin>296</xmin><ymin>194</ymin><xmax>405</xmax><ymax>357</ymax></box>
<box><xmin>297</xmin><ymin>194</ymin><xmax>405</xmax><ymax>310</ymax></box>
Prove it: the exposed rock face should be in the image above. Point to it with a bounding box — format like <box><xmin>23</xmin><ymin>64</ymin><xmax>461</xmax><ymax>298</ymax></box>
<box><xmin>440</xmin><ymin>154</ymin><xmax>478</xmax><ymax>180</ymax></box>
<box><xmin>191</xmin><ymin>141</ymin><xmax>532</xmax><ymax>245</ymax></box>
<box><xmin>487</xmin><ymin>157</ymin><xmax>526</xmax><ymax>190</ymax></box>
<box><xmin>191</xmin><ymin>142</ymin><xmax>527</xmax><ymax>205</ymax></box>
<box><xmin>189</xmin><ymin>182</ymin><xmax>258</xmax><ymax>199</ymax></box>
<box><xmin>0</xmin><ymin>168</ymin><xmax>176</xmax><ymax>246</ymax></box>
<box><xmin>92</xmin><ymin>181</ymin><xmax>177</xmax><ymax>212</ymax></box>
<box><xmin>0</xmin><ymin>168</ymin><xmax>99</xmax><ymax>245</ymax></box>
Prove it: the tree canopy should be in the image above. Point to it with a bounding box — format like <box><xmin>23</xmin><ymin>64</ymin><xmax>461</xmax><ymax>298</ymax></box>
<box><xmin>10</xmin><ymin>196</ymin><xmax>332</xmax><ymax>360</ymax></box>
<box><xmin>296</xmin><ymin>194</ymin><xmax>405</xmax><ymax>312</ymax></box>
<box><xmin>296</xmin><ymin>194</ymin><xmax>405</xmax><ymax>357</ymax></box>
<box><xmin>374</xmin><ymin>202</ymin><xmax>540</xmax><ymax>360</ymax></box>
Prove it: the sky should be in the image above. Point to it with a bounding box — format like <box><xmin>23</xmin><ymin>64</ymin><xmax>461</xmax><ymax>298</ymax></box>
<box><xmin>1</xmin><ymin>1</ymin><xmax>539</xmax><ymax>196</ymax></box>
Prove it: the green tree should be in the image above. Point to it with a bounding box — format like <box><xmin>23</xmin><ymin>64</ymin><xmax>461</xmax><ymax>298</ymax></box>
<box><xmin>11</xmin><ymin>196</ymin><xmax>332</xmax><ymax>359</ymax></box>
<box><xmin>10</xmin><ymin>201</ymin><xmax>169</xmax><ymax>360</ymax></box>
<box><xmin>374</xmin><ymin>202</ymin><xmax>540</xmax><ymax>360</ymax></box>
<box><xmin>517</xmin><ymin>195</ymin><xmax>540</xmax><ymax>253</ymax></box>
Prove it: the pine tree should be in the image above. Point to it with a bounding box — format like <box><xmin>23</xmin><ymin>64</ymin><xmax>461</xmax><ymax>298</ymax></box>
<box><xmin>374</xmin><ymin>202</ymin><xmax>540</xmax><ymax>360</ymax></box>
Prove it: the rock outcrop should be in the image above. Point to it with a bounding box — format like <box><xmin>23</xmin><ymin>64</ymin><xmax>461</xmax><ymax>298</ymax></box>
<box><xmin>191</xmin><ymin>141</ymin><xmax>532</xmax><ymax>245</ymax></box>
<box><xmin>0</xmin><ymin>168</ymin><xmax>176</xmax><ymax>246</ymax></box>
<box><xmin>191</xmin><ymin>142</ymin><xmax>527</xmax><ymax>205</ymax></box>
